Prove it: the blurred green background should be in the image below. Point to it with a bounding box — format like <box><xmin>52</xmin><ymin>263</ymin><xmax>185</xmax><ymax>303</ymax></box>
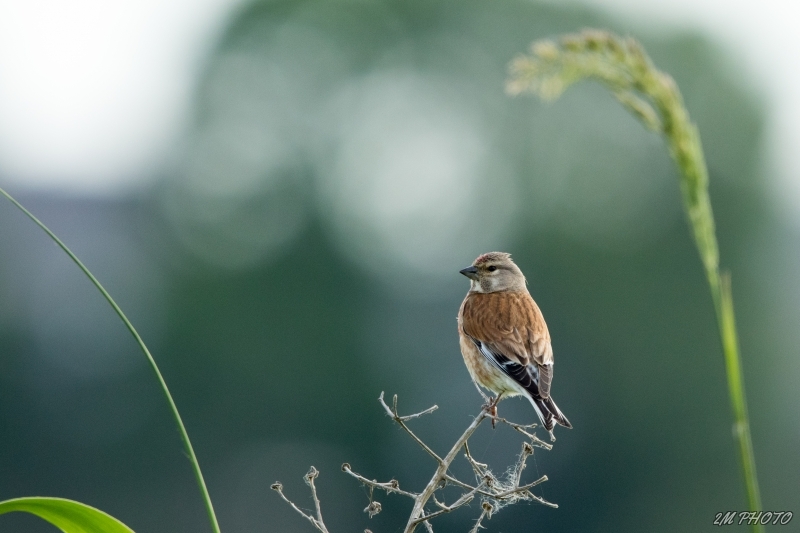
<box><xmin>0</xmin><ymin>1</ymin><xmax>798</xmax><ymax>532</ymax></box>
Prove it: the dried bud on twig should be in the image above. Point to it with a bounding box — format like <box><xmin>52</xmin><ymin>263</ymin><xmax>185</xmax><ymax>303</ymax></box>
<box><xmin>305</xmin><ymin>466</ymin><xmax>319</xmax><ymax>483</ymax></box>
<box><xmin>364</xmin><ymin>501</ymin><xmax>382</xmax><ymax>518</ymax></box>
<box><xmin>522</xmin><ymin>442</ymin><xmax>534</xmax><ymax>456</ymax></box>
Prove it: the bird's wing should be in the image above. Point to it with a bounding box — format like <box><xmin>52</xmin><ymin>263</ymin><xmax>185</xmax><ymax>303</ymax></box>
<box><xmin>537</xmin><ymin>361</ymin><xmax>553</xmax><ymax>400</ymax></box>
<box><xmin>461</xmin><ymin>291</ymin><xmax>554</xmax><ymax>399</ymax></box>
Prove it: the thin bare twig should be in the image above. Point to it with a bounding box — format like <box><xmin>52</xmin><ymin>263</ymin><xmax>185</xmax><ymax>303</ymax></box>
<box><xmin>469</xmin><ymin>503</ymin><xmax>493</xmax><ymax>533</ymax></box>
<box><xmin>444</xmin><ymin>475</ymin><xmax>478</xmax><ymax>492</ymax></box>
<box><xmin>304</xmin><ymin>467</ymin><xmax>326</xmax><ymax>528</ymax></box>
<box><xmin>491</xmin><ymin>416</ymin><xmax>553</xmax><ymax>450</ymax></box>
<box><xmin>379</xmin><ymin>392</ymin><xmax>443</xmax><ymax>463</ymax></box>
<box><xmin>444</xmin><ymin>472</ymin><xmax>548</xmax><ymax>501</ymax></box>
<box><xmin>271</xmin><ymin>475</ymin><xmax>330</xmax><ymax>533</ymax></box>
<box><xmin>432</xmin><ymin>479</ymin><xmax>485</xmax><ymax>513</ymax></box>
<box><xmin>492</xmin><ymin>476</ymin><xmax>548</xmax><ymax>499</ymax></box>
<box><xmin>399</xmin><ymin>405</ymin><xmax>439</xmax><ymax>422</ymax></box>
<box><xmin>463</xmin><ymin>441</ymin><xmax>488</xmax><ymax>477</ymax></box>
<box><xmin>523</xmin><ymin>490</ymin><xmax>559</xmax><ymax>509</ymax></box>
<box><xmin>341</xmin><ymin>463</ymin><xmax>418</xmax><ymax>499</ymax></box>
<box><xmin>413</xmin><ymin>487</ymin><xmax>478</xmax><ymax>526</ymax></box>
<box><xmin>513</xmin><ymin>442</ymin><xmax>534</xmax><ymax>488</ymax></box>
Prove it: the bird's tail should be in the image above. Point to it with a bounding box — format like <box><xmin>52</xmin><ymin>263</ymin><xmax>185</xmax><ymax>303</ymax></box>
<box><xmin>544</xmin><ymin>397</ymin><xmax>572</xmax><ymax>429</ymax></box>
<box><xmin>527</xmin><ymin>395</ymin><xmax>572</xmax><ymax>432</ymax></box>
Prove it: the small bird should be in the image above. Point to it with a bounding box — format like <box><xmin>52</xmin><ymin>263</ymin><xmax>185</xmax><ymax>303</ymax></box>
<box><xmin>457</xmin><ymin>252</ymin><xmax>572</xmax><ymax>440</ymax></box>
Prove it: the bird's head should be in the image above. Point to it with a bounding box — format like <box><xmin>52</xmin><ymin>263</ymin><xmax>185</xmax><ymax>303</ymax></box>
<box><xmin>459</xmin><ymin>252</ymin><xmax>526</xmax><ymax>293</ymax></box>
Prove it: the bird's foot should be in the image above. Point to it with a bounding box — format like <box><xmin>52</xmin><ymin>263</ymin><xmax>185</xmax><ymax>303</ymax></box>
<box><xmin>483</xmin><ymin>395</ymin><xmax>501</xmax><ymax>429</ymax></box>
<box><xmin>548</xmin><ymin>429</ymin><xmax>556</xmax><ymax>442</ymax></box>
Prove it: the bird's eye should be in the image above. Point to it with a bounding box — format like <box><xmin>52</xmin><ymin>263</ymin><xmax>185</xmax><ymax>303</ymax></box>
<box><xmin>487</xmin><ymin>266</ymin><xmax>497</xmax><ymax>272</ymax></box>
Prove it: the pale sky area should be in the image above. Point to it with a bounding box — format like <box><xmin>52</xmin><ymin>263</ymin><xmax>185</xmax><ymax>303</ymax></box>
<box><xmin>0</xmin><ymin>0</ymin><xmax>243</xmax><ymax>194</ymax></box>
<box><xmin>0</xmin><ymin>0</ymin><xmax>798</xmax><ymax>224</ymax></box>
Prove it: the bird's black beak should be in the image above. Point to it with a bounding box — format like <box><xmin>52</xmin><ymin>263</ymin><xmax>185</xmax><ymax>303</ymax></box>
<box><xmin>459</xmin><ymin>266</ymin><xmax>479</xmax><ymax>281</ymax></box>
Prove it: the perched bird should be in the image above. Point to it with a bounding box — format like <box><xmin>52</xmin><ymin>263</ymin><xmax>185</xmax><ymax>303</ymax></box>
<box><xmin>457</xmin><ymin>252</ymin><xmax>572</xmax><ymax>440</ymax></box>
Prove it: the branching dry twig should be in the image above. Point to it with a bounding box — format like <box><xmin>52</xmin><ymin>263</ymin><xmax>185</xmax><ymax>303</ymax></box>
<box><xmin>341</xmin><ymin>463</ymin><xmax>418</xmax><ymax>499</ymax></box>
<box><xmin>273</xmin><ymin>392</ymin><xmax>557</xmax><ymax>532</ymax></box>
<box><xmin>379</xmin><ymin>392</ymin><xmax>443</xmax><ymax>464</ymax></box>
<box><xmin>270</xmin><ymin>467</ymin><xmax>330</xmax><ymax>533</ymax></box>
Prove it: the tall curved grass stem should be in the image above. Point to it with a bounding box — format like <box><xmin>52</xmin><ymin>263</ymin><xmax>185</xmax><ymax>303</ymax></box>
<box><xmin>507</xmin><ymin>29</ymin><xmax>762</xmax><ymax>531</ymax></box>
<box><xmin>0</xmin><ymin>187</ymin><xmax>221</xmax><ymax>533</ymax></box>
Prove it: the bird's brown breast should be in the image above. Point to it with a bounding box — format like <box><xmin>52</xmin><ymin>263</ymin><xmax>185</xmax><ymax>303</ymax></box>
<box><xmin>458</xmin><ymin>290</ymin><xmax>552</xmax><ymax>367</ymax></box>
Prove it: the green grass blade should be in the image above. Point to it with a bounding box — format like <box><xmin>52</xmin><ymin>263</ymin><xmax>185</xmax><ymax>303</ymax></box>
<box><xmin>0</xmin><ymin>496</ymin><xmax>135</xmax><ymax>533</ymax></box>
<box><xmin>508</xmin><ymin>29</ymin><xmax>763</xmax><ymax>531</ymax></box>
<box><xmin>0</xmin><ymin>187</ymin><xmax>221</xmax><ymax>533</ymax></box>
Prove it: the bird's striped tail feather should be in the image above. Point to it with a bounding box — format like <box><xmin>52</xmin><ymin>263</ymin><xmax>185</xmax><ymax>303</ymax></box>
<box><xmin>544</xmin><ymin>397</ymin><xmax>572</xmax><ymax>429</ymax></box>
<box><xmin>527</xmin><ymin>395</ymin><xmax>572</xmax><ymax>433</ymax></box>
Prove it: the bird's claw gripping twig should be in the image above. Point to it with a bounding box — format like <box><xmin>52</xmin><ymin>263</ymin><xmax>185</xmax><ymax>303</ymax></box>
<box><xmin>482</xmin><ymin>394</ymin><xmax>501</xmax><ymax>429</ymax></box>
